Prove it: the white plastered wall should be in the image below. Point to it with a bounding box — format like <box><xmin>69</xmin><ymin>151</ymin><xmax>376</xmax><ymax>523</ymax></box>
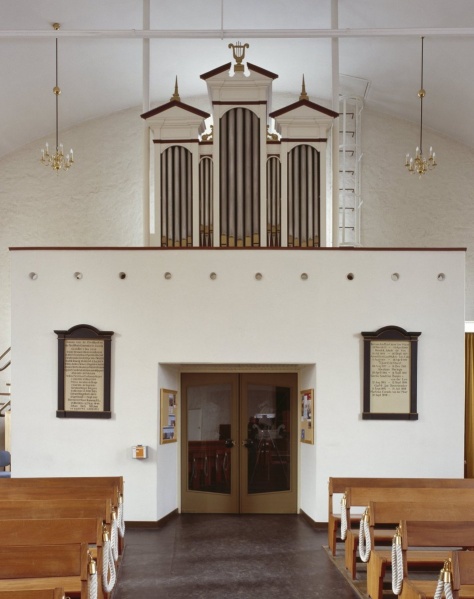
<box><xmin>1</xmin><ymin>100</ymin><xmax>474</xmax><ymax>386</ymax></box>
<box><xmin>10</xmin><ymin>247</ymin><xmax>465</xmax><ymax>522</ymax></box>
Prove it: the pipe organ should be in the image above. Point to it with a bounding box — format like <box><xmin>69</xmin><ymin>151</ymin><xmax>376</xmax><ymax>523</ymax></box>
<box><xmin>142</xmin><ymin>44</ymin><xmax>337</xmax><ymax>248</ymax></box>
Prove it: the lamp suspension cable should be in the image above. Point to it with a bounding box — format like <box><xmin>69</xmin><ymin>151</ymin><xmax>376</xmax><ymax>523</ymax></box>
<box><xmin>405</xmin><ymin>36</ymin><xmax>436</xmax><ymax>176</ymax></box>
<box><xmin>40</xmin><ymin>23</ymin><xmax>74</xmax><ymax>172</ymax></box>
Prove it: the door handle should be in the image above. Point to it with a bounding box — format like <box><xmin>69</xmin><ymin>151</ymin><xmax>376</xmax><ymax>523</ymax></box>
<box><xmin>242</xmin><ymin>439</ymin><xmax>254</xmax><ymax>449</ymax></box>
<box><xmin>224</xmin><ymin>438</ymin><xmax>235</xmax><ymax>448</ymax></box>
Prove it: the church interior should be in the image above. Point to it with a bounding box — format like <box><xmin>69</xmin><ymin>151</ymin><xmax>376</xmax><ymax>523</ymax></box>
<box><xmin>1</xmin><ymin>1</ymin><xmax>474</xmax><ymax>598</ymax></box>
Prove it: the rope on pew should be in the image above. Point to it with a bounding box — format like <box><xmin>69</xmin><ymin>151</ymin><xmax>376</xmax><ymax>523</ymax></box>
<box><xmin>102</xmin><ymin>524</ymin><xmax>117</xmax><ymax>593</ymax></box>
<box><xmin>358</xmin><ymin>507</ymin><xmax>371</xmax><ymax>563</ymax></box>
<box><xmin>391</xmin><ymin>527</ymin><xmax>403</xmax><ymax>595</ymax></box>
<box><xmin>434</xmin><ymin>560</ymin><xmax>454</xmax><ymax>599</ymax></box>
<box><xmin>340</xmin><ymin>493</ymin><xmax>348</xmax><ymax>540</ymax></box>
<box><xmin>118</xmin><ymin>493</ymin><xmax>126</xmax><ymax>538</ymax></box>
<box><xmin>111</xmin><ymin>509</ymin><xmax>119</xmax><ymax>561</ymax></box>
<box><xmin>88</xmin><ymin>552</ymin><xmax>98</xmax><ymax>599</ymax></box>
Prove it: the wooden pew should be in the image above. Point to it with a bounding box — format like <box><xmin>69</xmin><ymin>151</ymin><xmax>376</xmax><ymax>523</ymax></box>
<box><xmin>0</xmin><ymin>498</ymin><xmax>112</xmax><ymax>522</ymax></box>
<box><xmin>366</xmin><ymin>501</ymin><xmax>474</xmax><ymax>599</ymax></box>
<box><xmin>0</xmin><ymin>543</ymin><xmax>88</xmax><ymax>598</ymax></box>
<box><xmin>0</xmin><ymin>592</ymin><xmax>65</xmax><ymax>599</ymax></box>
<box><xmin>0</xmin><ymin>518</ymin><xmax>106</xmax><ymax>599</ymax></box>
<box><xmin>398</xmin><ymin>521</ymin><xmax>474</xmax><ymax>599</ymax></box>
<box><xmin>0</xmin><ymin>476</ymin><xmax>123</xmax><ymax>497</ymax></box>
<box><xmin>0</xmin><ymin>477</ymin><xmax>124</xmax><ymax>552</ymax></box>
<box><xmin>0</xmin><ymin>591</ymin><xmax>65</xmax><ymax>599</ymax></box>
<box><xmin>328</xmin><ymin>477</ymin><xmax>474</xmax><ymax>556</ymax></box>
<box><xmin>0</xmin><ymin>478</ymin><xmax>121</xmax><ymax>508</ymax></box>
<box><xmin>343</xmin><ymin>487</ymin><xmax>474</xmax><ymax>579</ymax></box>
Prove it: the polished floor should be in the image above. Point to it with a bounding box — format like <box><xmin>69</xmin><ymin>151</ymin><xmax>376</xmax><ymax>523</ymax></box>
<box><xmin>114</xmin><ymin>514</ymin><xmax>361</xmax><ymax>599</ymax></box>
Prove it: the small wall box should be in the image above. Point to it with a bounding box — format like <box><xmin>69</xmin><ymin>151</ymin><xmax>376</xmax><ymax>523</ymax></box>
<box><xmin>132</xmin><ymin>445</ymin><xmax>148</xmax><ymax>459</ymax></box>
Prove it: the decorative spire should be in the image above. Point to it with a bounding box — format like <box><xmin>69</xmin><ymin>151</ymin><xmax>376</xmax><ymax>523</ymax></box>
<box><xmin>299</xmin><ymin>75</ymin><xmax>309</xmax><ymax>101</ymax></box>
<box><xmin>228</xmin><ymin>41</ymin><xmax>249</xmax><ymax>73</ymax></box>
<box><xmin>170</xmin><ymin>76</ymin><xmax>181</xmax><ymax>102</ymax></box>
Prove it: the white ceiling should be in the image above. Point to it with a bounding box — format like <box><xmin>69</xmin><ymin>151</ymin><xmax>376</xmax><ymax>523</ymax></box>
<box><xmin>2</xmin><ymin>0</ymin><xmax>474</xmax><ymax>159</ymax></box>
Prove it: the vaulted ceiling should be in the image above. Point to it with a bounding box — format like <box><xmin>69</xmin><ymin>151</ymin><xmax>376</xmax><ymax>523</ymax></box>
<box><xmin>2</xmin><ymin>0</ymin><xmax>474</xmax><ymax>160</ymax></box>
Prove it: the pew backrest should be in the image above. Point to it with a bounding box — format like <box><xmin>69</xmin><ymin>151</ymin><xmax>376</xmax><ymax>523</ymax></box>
<box><xmin>0</xmin><ymin>477</ymin><xmax>123</xmax><ymax>500</ymax></box>
<box><xmin>345</xmin><ymin>487</ymin><xmax>474</xmax><ymax>530</ymax></box>
<box><xmin>369</xmin><ymin>500</ymin><xmax>474</xmax><ymax>529</ymax></box>
<box><xmin>0</xmin><ymin>518</ymin><xmax>103</xmax><ymax>548</ymax></box>
<box><xmin>0</xmin><ymin>499</ymin><xmax>112</xmax><ymax>523</ymax></box>
<box><xmin>453</xmin><ymin>550</ymin><xmax>474</xmax><ymax>589</ymax></box>
<box><xmin>328</xmin><ymin>477</ymin><xmax>474</xmax><ymax>517</ymax></box>
<box><xmin>0</xmin><ymin>590</ymin><xmax>65</xmax><ymax>599</ymax></box>
<box><xmin>0</xmin><ymin>486</ymin><xmax>117</xmax><ymax>505</ymax></box>
<box><xmin>0</xmin><ymin>543</ymin><xmax>87</xmax><ymax>579</ymax></box>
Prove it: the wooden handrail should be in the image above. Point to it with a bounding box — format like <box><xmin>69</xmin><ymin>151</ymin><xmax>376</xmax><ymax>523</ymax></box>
<box><xmin>0</xmin><ymin>347</ymin><xmax>11</xmax><ymax>372</ymax></box>
<box><xmin>0</xmin><ymin>401</ymin><xmax>11</xmax><ymax>416</ymax></box>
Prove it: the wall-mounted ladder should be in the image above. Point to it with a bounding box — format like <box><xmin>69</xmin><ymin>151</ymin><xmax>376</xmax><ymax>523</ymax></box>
<box><xmin>338</xmin><ymin>96</ymin><xmax>363</xmax><ymax>246</ymax></box>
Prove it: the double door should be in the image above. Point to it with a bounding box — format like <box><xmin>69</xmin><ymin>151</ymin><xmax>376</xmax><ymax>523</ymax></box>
<box><xmin>181</xmin><ymin>372</ymin><xmax>297</xmax><ymax>513</ymax></box>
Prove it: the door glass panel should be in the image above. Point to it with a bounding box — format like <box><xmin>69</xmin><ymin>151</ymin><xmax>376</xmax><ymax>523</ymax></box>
<box><xmin>246</xmin><ymin>384</ymin><xmax>291</xmax><ymax>494</ymax></box>
<box><xmin>187</xmin><ymin>383</ymin><xmax>232</xmax><ymax>494</ymax></box>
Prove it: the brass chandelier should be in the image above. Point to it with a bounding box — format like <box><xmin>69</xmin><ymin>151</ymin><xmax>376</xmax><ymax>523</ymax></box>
<box><xmin>40</xmin><ymin>23</ymin><xmax>74</xmax><ymax>172</ymax></box>
<box><xmin>405</xmin><ymin>37</ymin><xmax>436</xmax><ymax>176</ymax></box>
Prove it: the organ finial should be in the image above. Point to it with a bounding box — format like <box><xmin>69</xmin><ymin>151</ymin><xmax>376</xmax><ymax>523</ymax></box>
<box><xmin>170</xmin><ymin>76</ymin><xmax>181</xmax><ymax>102</ymax></box>
<box><xmin>299</xmin><ymin>75</ymin><xmax>309</xmax><ymax>101</ymax></box>
<box><xmin>228</xmin><ymin>41</ymin><xmax>249</xmax><ymax>72</ymax></box>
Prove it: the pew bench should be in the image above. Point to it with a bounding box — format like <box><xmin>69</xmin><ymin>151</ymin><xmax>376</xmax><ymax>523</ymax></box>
<box><xmin>0</xmin><ymin>590</ymin><xmax>66</xmax><ymax>599</ymax></box>
<box><xmin>397</xmin><ymin>521</ymin><xmax>474</xmax><ymax>599</ymax></box>
<box><xmin>365</xmin><ymin>500</ymin><xmax>474</xmax><ymax>599</ymax></box>
<box><xmin>0</xmin><ymin>478</ymin><xmax>124</xmax><ymax>554</ymax></box>
<box><xmin>0</xmin><ymin>498</ymin><xmax>112</xmax><ymax>523</ymax></box>
<box><xmin>343</xmin><ymin>487</ymin><xmax>474</xmax><ymax>579</ymax></box>
<box><xmin>0</xmin><ymin>543</ymin><xmax>89</xmax><ymax>599</ymax></box>
<box><xmin>0</xmin><ymin>518</ymin><xmax>107</xmax><ymax>599</ymax></box>
<box><xmin>328</xmin><ymin>477</ymin><xmax>474</xmax><ymax>556</ymax></box>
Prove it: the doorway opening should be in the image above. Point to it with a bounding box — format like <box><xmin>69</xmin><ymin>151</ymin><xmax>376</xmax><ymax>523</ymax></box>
<box><xmin>181</xmin><ymin>372</ymin><xmax>297</xmax><ymax>514</ymax></box>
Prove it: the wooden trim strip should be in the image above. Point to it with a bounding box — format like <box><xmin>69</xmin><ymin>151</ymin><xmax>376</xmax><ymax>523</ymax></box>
<box><xmin>281</xmin><ymin>138</ymin><xmax>327</xmax><ymax>143</ymax></box>
<box><xmin>9</xmin><ymin>247</ymin><xmax>467</xmax><ymax>252</ymax></box>
<box><xmin>212</xmin><ymin>101</ymin><xmax>267</xmax><ymax>106</ymax></box>
<box><xmin>141</xmin><ymin>101</ymin><xmax>210</xmax><ymax>120</ymax></box>
<box><xmin>200</xmin><ymin>62</ymin><xmax>232</xmax><ymax>80</ymax></box>
<box><xmin>154</xmin><ymin>139</ymin><xmax>200</xmax><ymax>144</ymax></box>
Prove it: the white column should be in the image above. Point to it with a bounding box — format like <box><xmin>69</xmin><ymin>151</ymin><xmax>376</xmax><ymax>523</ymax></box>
<box><xmin>142</xmin><ymin>0</ymin><xmax>151</xmax><ymax>246</ymax></box>
<box><xmin>331</xmin><ymin>0</ymin><xmax>340</xmax><ymax>248</ymax></box>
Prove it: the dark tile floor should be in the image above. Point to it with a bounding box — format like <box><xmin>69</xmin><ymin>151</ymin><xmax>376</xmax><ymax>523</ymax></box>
<box><xmin>114</xmin><ymin>514</ymin><xmax>362</xmax><ymax>599</ymax></box>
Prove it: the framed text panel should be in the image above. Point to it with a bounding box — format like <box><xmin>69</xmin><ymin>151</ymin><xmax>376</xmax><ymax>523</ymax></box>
<box><xmin>55</xmin><ymin>324</ymin><xmax>114</xmax><ymax>419</ymax></box>
<box><xmin>362</xmin><ymin>325</ymin><xmax>421</xmax><ymax>420</ymax></box>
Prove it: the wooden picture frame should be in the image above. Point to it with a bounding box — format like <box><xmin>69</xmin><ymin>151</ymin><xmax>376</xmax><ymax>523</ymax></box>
<box><xmin>361</xmin><ymin>325</ymin><xmax>421</xmax><ymax>420</ymax></box>
<box><xmin>55</xmin><ymin>324</ymin><xmax>114</xmax><ymax>419</ymax></box>
<box><xmin>300</xmin><ymin>388</ymin><xmax>314</xmax><ymax>444</ymax></box>
<box><xmin>161</xmin><ymin>388</ymin><xmax>178</xmax><ymax>444</ymax></box>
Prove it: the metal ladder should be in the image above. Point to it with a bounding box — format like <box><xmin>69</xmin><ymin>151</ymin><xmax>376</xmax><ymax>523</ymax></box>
<box><xmin>338</xmin><ymin>96</ymin><xmax>363</xmax><ymax>246</ymax></box>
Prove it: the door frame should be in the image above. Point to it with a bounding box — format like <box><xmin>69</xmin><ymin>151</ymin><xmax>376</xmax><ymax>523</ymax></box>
<box><xmin>179</xmin><ymin>368</ymin><xmax>300</xmax><ymax>514</ymax></box>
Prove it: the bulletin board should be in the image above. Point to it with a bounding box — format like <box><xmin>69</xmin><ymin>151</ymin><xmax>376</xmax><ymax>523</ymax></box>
<box><xmin>160</xmin><ymin>388</ymin><xmax>178</xmax><ymax>444</ymax></box>
<box><xmin>300</xmin><ymin>388</ymin><xmax>314</xmax><ymax>444</ymax></box>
